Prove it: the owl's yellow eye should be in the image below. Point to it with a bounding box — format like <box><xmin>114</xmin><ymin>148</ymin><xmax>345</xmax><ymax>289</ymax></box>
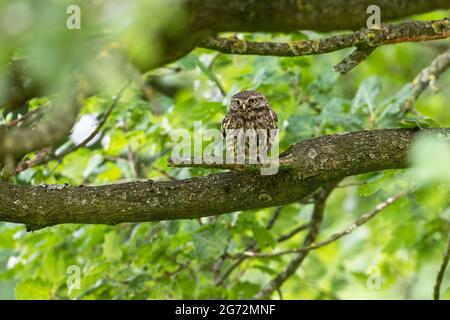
<box><xmin>248</xmin><ymin>98</ymin><xmax>257</xmax><ymax>105</ymax></box>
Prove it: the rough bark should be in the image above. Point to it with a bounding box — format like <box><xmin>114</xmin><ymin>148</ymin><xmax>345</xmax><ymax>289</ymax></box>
<box><xmin>1</xmin><ymin>128</ymin><xmax>448</xmax><ymax>231</ymax></box>
<box><xmin>139</xmin><ymin>0</ymin><xmax>450</xmax><ymax>70</ymax></box>
<box><xmin>200</xmin><ymin>19</ymin><xmax>450</xmax><ymax>57</ymax></box>
<box><xmin>188</xmin><ymin>0</ymin><xmax>450</xmax><ymax>33</ymax></box>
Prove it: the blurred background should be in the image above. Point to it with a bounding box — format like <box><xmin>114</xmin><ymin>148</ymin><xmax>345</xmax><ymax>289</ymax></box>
<box><xmin>0</xmin><ymin>0</ymin><xmax>449</xmax><ymax>299</ymax></box>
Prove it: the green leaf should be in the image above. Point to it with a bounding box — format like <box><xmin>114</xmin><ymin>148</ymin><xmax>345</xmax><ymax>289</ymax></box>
<box><xmin>310</xmin><ymin>70</ymin><xmax>339</xmax><ymax>94</ymax></box>
<box><xmin>383</xmin><ymin>224</ymin><xmax>418</xmax><ymax>253</ymax></box>
<box><xmin>252</xmin><ymin>226</ymin><xmax>276</xmax><ymax>249</ymax></box>
<box><xmin>41</xmin><ymin>252</ymin><xmax>65</xmax><ymax>283</ymax></box>
<box><xmin>189</xmin><ymin>101</ymin><xmax>225</xmax><ymax>122</ymax></box>
<box><xmin>230</xmin><ymin>281</ymin><xmax>260</xmax><ymax>299</ymax></box>
<box><xmin>377</xmin><ymin>84</ymin><xmax>413</xmax><ymax>121</ymax></box>
<box><xmin>421</xmin><ymin>118</ymin><xmax>440</xmax><ymax>128</ymax></box>
<box><xmin>319</xmin><ymin>98</ymin><xmax>363</xmax><ymax>130</ymax></box>
<box><xmin>177</xmin><ymin>54</ymin><xmax>198</xmax><ymax>70</ymax></box>
<box><xmin>397</xmin><ymin>118</ymin><xmax>439</xmax><ymax>129</ymax></box>
<box><xmin>411</xmin><ymin>135</ymin><xmax>450</xmax><ymax>184</ymax></box>
<box><xmin>358</xmin><ymin>170</ymin><xmax>396</xmax><ymax>196</ymax></box>
<box><xmin>105</xmin><ymin>131</ymin><xmax>128</xmax><ymax>156</ymax></box>
<box><xmin>290</xmin><ymin>31</ymin><xmax>310</xmax><ymax>41</ymax></box>
<box><xmin>397</xmin><ymin>119</ymin><xmax>421</xmax><ymax>128</ymax></box>
<box><xmin>167</xmin><ymin>220</ymin><xmax>180</xmax><ymax>235</ymax></box>
<box><xmin>96</xmin><ymin>162</ymin><xmax>123</xmax><ymax>183</ymax></box>
<box><xmin>352</xmin><ymin>76</ymin><xmax>381</xmax><ymax>114</ymax></box>
<box><xmin>103</xmin><ymin>231</ymin><xmax>123</xmax><ymax>260</ymax></box>
<box><xmin>192</xmin><ymin>225</ymin><xmax>229</xmax><ymax>260</ymax></box>
<box><xmin>15</xmin><ymin>279</ymin><xmax>53</xmax><ymax>299</ymax></box>
<box><xmin>83</xmin><ymin>155</ymin><xmax>104</xmax><ymax>179</ymax></box>
<box><xmin>443</xmin><ymin>287</ymin><xmax>450</xmax><ymax>300</ymax></box>
<box><xmin>252</xmin><ymin>264</ymin><xmax>277</xmax><ymax>276</ymax></box>
<box><xmin>59</xmin><ymin>151</ymin><xmax>91</xmax><ymax>183</ymax></box>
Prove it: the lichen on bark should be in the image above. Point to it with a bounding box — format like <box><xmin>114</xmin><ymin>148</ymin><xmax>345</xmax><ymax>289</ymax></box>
<box><xmin>1</xmin><ymin>128</ymin><xmax>448</xmax><ymax>231</ymax></box>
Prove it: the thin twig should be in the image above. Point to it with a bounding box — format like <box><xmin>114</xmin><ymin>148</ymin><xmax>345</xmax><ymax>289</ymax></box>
<box><xmin>253</xmin><ymin>181</ymin><xmax>339</xmax><ymax>299</ymax></box>
<box><xmin>403</xmin><ymin>48</ymin><xmax>450</xmax><ymax>115</ymax></box>
<box><xmin>266</xmin><ymin>206</ymin><xmax>283</xmax><ymax>229</ymax></box>
<box><xmin>334</xmin><ymin>47</ymin><xmax>376</xmax><ymax>74</ymax></box>
<box><xmin>208</xmin><ymin>52</ymin><xmax>222</xmax><ymax>70</ymax></box>
<box><xmin>167</xmin><ymin>157</ymin><xmax>293</xmax><ymax>171</ymax></box>
<box><xmin>0</xmin><ymin>108</ymin><xmax>42</xmax><ymax>130</ymax></box>
<box><xmin>56</xmin><ymin>82</ymin><xmax>129</xmax><ymax>159</ymax></box>
<box><xmin>128</xmin><ymin>148</ymin><xmax>139</xmax><ymax>177</ymax></box>
<box><xmin>434</xmin><ymin>230</ymin><xmax>450</xmax><ymax>300</ymax></box>
<box><xmin>151</xmin><ymin>166</ymin><xmax>178</xmax><ymax>181</ymax></box>
<box><xmin>15</xmin><ymin>147</ymin><xmax>52</xmax><ymax>173</ymax></box>
<box><xmin>214</xmin><ymin>206</ymin><xmax>283</xmax><ymax>286</ymax></box>
<box><xmin>14</xmin><ymin>83</ymin><xmax>129</xmax><ymax>174</ymax></box>
<box><xmin>277</xmin><ymin>288</ymin><xmax>283</xmax><ymax>300</ymax></box>
<box><xmin>196</xmin><ymin>57</ymin><xmax>227</xmax><ymax>97</ymax></box>
<box><xmin>243</xmin><ymin>190</ymin><xmax>409</xmax><ymax>258</ymax></box>
<box><xmin>277</xmin><ymin>223</ymin><xmax>311</xmax><ymax>242</ymax></box>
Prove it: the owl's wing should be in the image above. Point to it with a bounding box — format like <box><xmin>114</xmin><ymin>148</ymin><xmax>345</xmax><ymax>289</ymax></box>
<box><xmin>265</xmin><ymin>107</ymin><xmax>278</xmax><ymax>150</ymax></box>
<box><xmin>269</xmin><ymin>108</ymin><xmax>278</xmax><ymax>128</ymax></box>
<box><xmin>221</xmin><ymin>113</ymin><xmax>231</xmax><ymax>138</ymax></box>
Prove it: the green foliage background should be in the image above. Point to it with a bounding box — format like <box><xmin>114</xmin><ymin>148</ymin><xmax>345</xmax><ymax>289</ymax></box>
<box><xmin>0</xmin><ymin>1</ymin><xmax>449</xmax><ymax>299</ymax></box>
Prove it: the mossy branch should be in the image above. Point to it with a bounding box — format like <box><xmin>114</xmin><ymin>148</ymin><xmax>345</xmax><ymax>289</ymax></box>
<box><xmin>1</xmin><ymin>128</ymin><xmax>449</xmax><ymax>231</ymax></box>
<box><xmin>199</xmin><ymin>19</ymin><xmax>450</xmax><ymax>59</ymax></box>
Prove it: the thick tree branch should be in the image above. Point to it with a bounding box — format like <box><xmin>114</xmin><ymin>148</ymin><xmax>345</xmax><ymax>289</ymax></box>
<box><xmin>0</xmin><ymin>128</ymin><xmax>449</xmax><ymax>231</ymax></box>
<box><xmin>135</xmin><ymin>0</ymin><xmax>450</xmax><ymax>70</ymax></box>
<box><xmin>199</xmin><ymin>19</ymin><xmax>450</xmax><ymax>58</ymax></box>
<box><xmin>0</xmin><ymin>58</ymin><xmax>43</xmax><ymax>112</ymax></box>
<box><xmin>188</xmin><ymin>0</ymin><xmax>450</xmax><ymax>33</ymax></box>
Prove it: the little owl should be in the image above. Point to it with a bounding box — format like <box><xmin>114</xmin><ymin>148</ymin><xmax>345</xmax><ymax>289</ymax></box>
<box><xmin>221</xmin><ymin>90</ymin><xmax>278</xmax><ymax>162</ymax></box>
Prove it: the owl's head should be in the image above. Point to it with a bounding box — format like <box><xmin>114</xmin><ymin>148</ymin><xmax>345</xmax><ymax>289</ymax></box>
<box><xmin>230</xmin><ymin>90</ymin><xmax>267</xmax><ymax>113</ymax></box>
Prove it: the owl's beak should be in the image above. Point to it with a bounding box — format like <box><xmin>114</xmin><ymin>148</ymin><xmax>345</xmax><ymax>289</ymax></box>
<box><xmin>241</xmin><ymin>103</ymin><xmax>247</xmax><ymax>111</ymax></box>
